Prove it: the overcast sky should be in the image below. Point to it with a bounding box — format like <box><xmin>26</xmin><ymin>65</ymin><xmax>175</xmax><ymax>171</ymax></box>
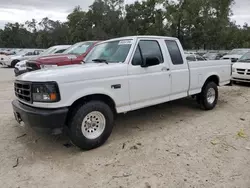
<box><xmin>0</xmin><ymin>0</ymin><xmax>249</xmax><ymax>29</ymax></box>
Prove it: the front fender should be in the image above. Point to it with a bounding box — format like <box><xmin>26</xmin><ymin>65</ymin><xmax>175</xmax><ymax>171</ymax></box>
<box><xmin>67</xmin><ymin>87</ymin><xmax>117</xmax><ymax>106</ymax></box>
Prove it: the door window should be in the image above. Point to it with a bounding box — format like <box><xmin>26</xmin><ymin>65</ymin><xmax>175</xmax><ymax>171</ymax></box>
<box><xmin>132</xmin><ymin>40</ymin><xmax>163</xmax><ymax>66</ymax></box>
<box><xmin>55</xmin><ymin>49</ymin><xmax>66</xmax><ymax>54</ymax></box>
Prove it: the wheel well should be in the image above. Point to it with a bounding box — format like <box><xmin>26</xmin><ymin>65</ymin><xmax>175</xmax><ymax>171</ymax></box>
<box><xmin>204</xmin><ymin>75</ymin><xmax>219</xmax><ymax>86</ymax></box>
<box><xmin>66</xmin><ymin>94</ymin><xmax>117</xmax><ymax>125</ymax></box>
<box><xmin>11</xmin><ymin>59</ymin><xmax>20</xmax><ymax>67</ymax></box>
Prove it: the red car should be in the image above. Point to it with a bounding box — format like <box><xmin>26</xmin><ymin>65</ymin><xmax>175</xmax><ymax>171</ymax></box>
<box><xmin>26</xmin><ymin>41</ymin><xmax>98</xmax><ymax>71</ymax></box>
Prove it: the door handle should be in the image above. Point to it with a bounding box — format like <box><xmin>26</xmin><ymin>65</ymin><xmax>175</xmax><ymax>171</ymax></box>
<box><xmin>111</xmin><ymin>84</ymin><xmax>121</xmax><ymax>89</ymax></box>
<box><xmin>161</xmin><ymin>67</ymin><xmax>170</xmax><ymax>71</ymax></box>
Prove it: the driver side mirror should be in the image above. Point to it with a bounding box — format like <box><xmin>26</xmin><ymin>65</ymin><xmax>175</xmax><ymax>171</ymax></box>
<box><xmin>141</xmin><ymin>57</ymin><xmax>160</xmax><ymax>67</ymax></box>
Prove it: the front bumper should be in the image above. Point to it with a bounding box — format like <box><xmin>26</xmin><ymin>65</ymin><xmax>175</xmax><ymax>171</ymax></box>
<box><xmin>12</xmin><ymin>100</ymin><xmax>69</xmax><ymax>129</ymax></box>
<box><xmin>1</xmin><ymin>60</ymin><xmax>11</xmax><ymax>66</ymax></box>
<box><xmin>14</xmin><ymin>68</ymin><xmax>28</xmax><ymax>76</ymax></box>
<box><xmin>232</xmin><ymin>73</ymin><xmax>250</xmax><ymax>83</ymax></box>
<box><xmin>232</xmin><ymin>77</ymin><xmax>250</xmax><ymax>83</ymax></box>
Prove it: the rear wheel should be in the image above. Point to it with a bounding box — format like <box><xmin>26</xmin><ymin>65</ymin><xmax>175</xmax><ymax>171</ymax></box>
<box><xmin>68</xmin><ymin>101</ymin><xmax>114</xmax><ymax>150</ymax></box>
<box><xmin>197</xmin><ymin>82</ymin><xmax>218</xmax><ymax>110</ymax></box>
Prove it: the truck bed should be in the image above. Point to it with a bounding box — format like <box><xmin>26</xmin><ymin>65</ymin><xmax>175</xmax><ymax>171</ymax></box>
<box><xmin>188</xmin><ymin>60</ymin><xmax>231</xmax><ymax>95</ymax></box>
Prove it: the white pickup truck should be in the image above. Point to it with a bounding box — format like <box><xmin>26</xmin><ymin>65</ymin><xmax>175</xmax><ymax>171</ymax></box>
<box><xmin>12</xmin><ymin>36</ymin><xmax>231</xmax><ymax>150</ymax></box>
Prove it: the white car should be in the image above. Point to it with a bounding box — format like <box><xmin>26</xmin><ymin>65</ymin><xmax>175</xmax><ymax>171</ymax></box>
<box><xmin>1</xmin><ymin>49</ymin><xmax>44</xmax><ymax>68</ymax></box>
<box><xmin>14</xmin><ymin>45</ymin><xmax>70</xmax><ymax>76</ymax></box>
<box><xmin>231</xmin><ymin>52</ymin><xmax>250</xmax><ymax>83</ymax></box>
<box><xmin>12</xmin><ymin>36</ymin><xmax>231</xmax><ymax>150</ymax></box>
<box><xmin>221</xmin><ymin>48</ymin><xmax>250</xmax><ymax>63</ymax></box>
<box><xmin>0</xmin><ymin>54</ymin><xmax>8</xmax><ymax>65</ymax></box>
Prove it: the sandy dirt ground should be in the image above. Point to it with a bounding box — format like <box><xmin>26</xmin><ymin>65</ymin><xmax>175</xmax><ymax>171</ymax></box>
<box><xmin>0</xmin><ymin>67</ymin><xmax>249</xmax><ymax>188</ymax></box>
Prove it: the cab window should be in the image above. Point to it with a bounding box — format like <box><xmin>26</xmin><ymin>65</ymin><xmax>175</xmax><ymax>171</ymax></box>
<box><xmin>165</xmin><ymin>40</ymin><xmax>183</xmax><ymax>65</ymax></box>
<box><xmin>132</xmin><ymin>40</ymin><xmax>163</xmax><ymax>66</ymax></box>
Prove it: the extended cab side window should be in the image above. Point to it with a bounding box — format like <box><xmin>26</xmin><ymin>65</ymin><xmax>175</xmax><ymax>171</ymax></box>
<box><xmin>165</xmin><ymin>40</ymin><xmax>183</xmax><ymax>65</ymax></box>
<box><xmin>132</xmin><ymin>40</ymin><xmax>163</xmax><ymax>66</ymax></box>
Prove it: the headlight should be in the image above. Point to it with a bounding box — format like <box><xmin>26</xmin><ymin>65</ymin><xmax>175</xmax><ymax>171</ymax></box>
<box><xmin>40</xmin><ymin>64</ymin><xmax>58</xmax><ymax>69</ymax></box>
<box><xmin>232</xmin><ymin>67</ymin><xmax>236</xmax><ymax>72</ymax></box>
<box><xmin>32</xmin><ymin>82</ymin><xmax>60</xmax><ymax>102</ymax></box>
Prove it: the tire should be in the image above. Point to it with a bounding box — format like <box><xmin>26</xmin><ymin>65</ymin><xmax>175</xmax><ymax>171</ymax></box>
<box><xmin>11</xmin><ymin>60</ymin><xmax>19</xmax><ymax>68</ymax></box>
<box><xmin>68</xmin><ymin>101</ymin><xmax>114</xmax><ymax>150</ymax></box>
<box><xmin>197</xmin><ymin>82</ymin><xmax>218</xmax><ymax>110</ymax></box>
<box><xmin>232</xmin><ymin>80</ymin><xmax>237</xmax><ymax>85</ymax></box>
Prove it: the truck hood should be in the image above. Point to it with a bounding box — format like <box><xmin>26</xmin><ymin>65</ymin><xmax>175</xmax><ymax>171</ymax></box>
<box><xmin>34</xmin><ymin>54</ymin><xmax>80</xmax><ymax>64</ymax></box>
<box><xmin>17</xmin><ymin>63</ymin><xmax>128</xmax><ymax>83</ymax></box>
<box><xmin>232</xmin><ymin>62</ymin><xmax>250</xmax><ymax>69</ymax></box>
<box><xmin>222</xmin><ymin>54</ymin><xmax>242</xmax><ymax>59</ymax></box>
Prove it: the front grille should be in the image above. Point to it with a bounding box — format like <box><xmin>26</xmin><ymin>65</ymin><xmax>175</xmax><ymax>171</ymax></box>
<box><xmin>14</xmin><ymin>81</ymin><xmax>32</xmax><ymax>103</ymax></box>
<box><xmin>237</xmin><ymin>69</ymin><xmax>246</xmax><ymax>75</ymax></box>
<box><xmin>26</xmin><ymin>61</ymin><xmax>40</xmax><ymax>71</ymax></box>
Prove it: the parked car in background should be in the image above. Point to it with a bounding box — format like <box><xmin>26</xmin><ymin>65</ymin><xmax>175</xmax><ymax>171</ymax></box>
<box><xmin>203</xmin><ymin>52</ymin><xmax>224</xmax><ymax>60</ymax></box>
<box><xmin>12</xmin><ymin>36</ymin><xmax>231</xmax><ymax>150</ymax></box>
<box><xmin>0</xmin><ymin>49</ymin><xmax>44</xmax><ymax>67</ymax></box>
<box><xmin>0</xmin><ymin>49</ymin><xmax>19</xmax><ymax>64</ymax></box>
<box><xmin>0</xmin><ymin>49</ymin><xmax>18</xmax><ymax>55</ymax></box>
<box><xmin>185</xmin><ymin>54</ymin><xmax>206</xmax><ymax>61</ymax></box>
<box><xmin>26</xmin><ymin>41</ymin><xmax>98</xmax><ymax>72</ymax></box>
<box><xmin>231</xmin><ymin>52</ymin><xmax>250</xmax><ymax>83</ymax></box>
<box><xmin>221</xmin><ymin>48</ymin><xmax>250</xmax><ymax>63</ymax></box>
<box><xmin>184</xmin><ymin>51</ymin><xmax>196</xmax><ymax>55</ymax></box>
<box><xmin>14</xmin><ymin>45</ymin><xmax>71</xmax><ymax>76</ymax></box>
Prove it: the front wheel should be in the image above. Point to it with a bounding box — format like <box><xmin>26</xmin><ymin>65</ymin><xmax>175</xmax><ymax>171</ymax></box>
<box><xmin>68</xmin><ymin>101</ymin><xmax>114</xmax><ymax>150</ymax></box>
<box><xmin>197</xmin><ymin>82</ymin><xmax>218</xmax><ymax>110</ymax></box>
<box><xmin>11</xmin><ymin>60</ymin><xmax>19</xmax><ymax>68</ymax></box>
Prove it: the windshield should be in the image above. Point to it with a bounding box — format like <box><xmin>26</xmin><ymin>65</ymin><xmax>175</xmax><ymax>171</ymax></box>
<box><xmin>85</xmin><ymin>40</ymin><xmax>132</xmax><ymax>63</ymax></box>
<box><xmin>238</xmin><ymin>52</ymin><xmax>250</xmax><ymax>62</ymax></box>
<box><xmin>228</xmin><ymin>49</ymin><xmax>250</xmax><ymax>55</ymax></box>
<box><xmin>63</xmin><ymin>42</ymin><xmax>94</xmax><ymax>55</ymax></box>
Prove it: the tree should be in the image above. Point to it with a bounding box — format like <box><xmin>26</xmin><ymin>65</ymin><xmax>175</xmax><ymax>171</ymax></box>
<box><xmin>0</xmin><ymin>0</ymin><xmax>247</xmax><ymax>50</ymax></box>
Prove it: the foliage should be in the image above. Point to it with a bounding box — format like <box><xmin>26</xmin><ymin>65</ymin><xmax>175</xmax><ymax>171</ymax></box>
<box><xmin>0</xmin><ymin>0</ymin><xmax>249</xmax><ymax>50</ymax></box>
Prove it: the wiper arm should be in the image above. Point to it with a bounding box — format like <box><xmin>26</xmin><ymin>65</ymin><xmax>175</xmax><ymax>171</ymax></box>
<box><xmin>92</xmin><ymin>59</ymin><xmax>108</xmax><ymax>64</ymax></box>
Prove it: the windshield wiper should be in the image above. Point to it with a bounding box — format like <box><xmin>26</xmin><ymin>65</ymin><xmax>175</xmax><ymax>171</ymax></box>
<box><xmin>92</xmin><ymin>59</ymin><xmax>109</xmax><ymax>64</ymax></box>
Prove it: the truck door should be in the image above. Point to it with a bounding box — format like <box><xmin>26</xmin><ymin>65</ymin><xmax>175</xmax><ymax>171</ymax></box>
<box><xmin>164</xmin><ymin>40</ymin><xmax>189</xmax><ymax>100</ymax></box>
<box><xmin>128</xmin><ymin>39</ymin><xmax>171</xmax><ymax>110</ymax></box>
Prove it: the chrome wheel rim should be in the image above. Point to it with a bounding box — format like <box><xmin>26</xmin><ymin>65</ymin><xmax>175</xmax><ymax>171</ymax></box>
<box><xmin>207</xmin><ymin>88</ymin><xmax>216</xmax><ymax>104</ymax></box>
<box><xmin>81</xmin><ymin>111</ymin><xmax>106</xmax><ymax>140</ymax></box>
